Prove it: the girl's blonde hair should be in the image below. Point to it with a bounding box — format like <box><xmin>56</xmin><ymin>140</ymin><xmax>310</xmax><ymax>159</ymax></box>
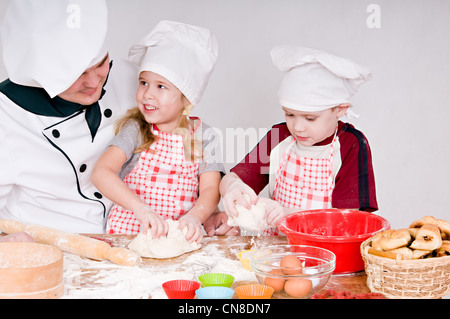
<box><xmin>115</xmin><ymin>102</ymin><xmax>203</xmax><ymax>162</ymax></box>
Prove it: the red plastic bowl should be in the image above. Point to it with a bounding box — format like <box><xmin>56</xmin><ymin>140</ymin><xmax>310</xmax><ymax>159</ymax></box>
<box><xmin>278</xmin><ymin>209</ymin><xmax>390</xmax><ymax>274</ymax></box>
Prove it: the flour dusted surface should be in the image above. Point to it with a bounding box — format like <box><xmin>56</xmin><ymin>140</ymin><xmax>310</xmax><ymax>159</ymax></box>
<box><xmin>62</xmin><ymin>236</ymin><xmax>261</xmax><ymax>299</ymax></box>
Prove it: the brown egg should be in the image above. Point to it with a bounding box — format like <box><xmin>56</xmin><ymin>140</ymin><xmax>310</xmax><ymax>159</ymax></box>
<box><xmin>264</xmin><ymin>269</ymin><xmax>285</xmax><ymax>292</ymax></box>
<box><xmin>280</xmin><ymin>255</ymin><xmax>302</xmax><ymax>275</ymax></box>
<box><xmin>284</xmin><ymin>278</ymin><xmax>312</xmax><ymax>298</ymax></box>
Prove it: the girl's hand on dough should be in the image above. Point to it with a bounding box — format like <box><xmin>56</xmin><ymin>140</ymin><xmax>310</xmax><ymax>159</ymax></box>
<box><xmin>134</xmin><ymin>205</ymin><xmax>169</xmax><ymax>238</ymax></box>
<box><xmin>178</xmin><ymin>214</ymin><xmax>203</xmax><ymax>243</ymax></box>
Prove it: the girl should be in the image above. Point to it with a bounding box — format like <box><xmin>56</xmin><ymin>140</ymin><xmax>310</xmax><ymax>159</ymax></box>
<box><xmin>212</xmin><ymin>45</ymin><xmax>378</xmax><ymax>236</ymax></box>
<box><xmin>91</xmin><ymin>21</ymin><xmax>224</xmax><ymax>243</ymax></box>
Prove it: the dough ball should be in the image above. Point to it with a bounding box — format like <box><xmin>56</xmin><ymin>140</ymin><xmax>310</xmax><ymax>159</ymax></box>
<box><xmin>128</xmin><ymin>219</ymin><xmax>201</xmax><ymax>259</ymax></box>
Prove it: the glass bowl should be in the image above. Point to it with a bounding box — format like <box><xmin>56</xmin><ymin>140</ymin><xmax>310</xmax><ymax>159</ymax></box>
<box><xmin>250</xmin><ymin>245</ymin><xmax>336</xmax><ymax>299</ymax></box>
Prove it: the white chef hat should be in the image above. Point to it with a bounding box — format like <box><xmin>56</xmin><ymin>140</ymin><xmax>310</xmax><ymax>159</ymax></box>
<box><xmin>0</xmin><ymin>0</ymin><xmax>108</xmax><ymax>98</ymax></box>
<box><xmin>128</xmin><ymin>20</ymin><xmax>218</xmax><ymax>106</ymax></box>
<box><xmin>271</xmin><ymin>45</ymin><xmax>372</xmax><ymax>112</ymax></box>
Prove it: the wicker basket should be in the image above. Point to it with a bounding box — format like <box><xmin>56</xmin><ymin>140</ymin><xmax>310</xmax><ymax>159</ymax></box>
<box><xmin>361</xmin><ymin>238</ymin><xmax>450</xmax><ymax>299</ymax></box>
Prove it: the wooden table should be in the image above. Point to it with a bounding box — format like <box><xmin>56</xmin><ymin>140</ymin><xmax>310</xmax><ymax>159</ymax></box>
<box><xmin>62</xmin><ymin>234</ymin><xmax>370</xmax><ymax>299</ymax></box>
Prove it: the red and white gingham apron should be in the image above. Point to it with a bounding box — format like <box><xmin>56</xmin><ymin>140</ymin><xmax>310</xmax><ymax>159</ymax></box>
<box><xmin>107</xmin><ymin>121</ymin><xmax>200</xmax><ymax>234</ymax></box>
<box><xmin>267</xmin><ymin>130</ymin><xmax>337</xmax><ymax>235</ymax></box>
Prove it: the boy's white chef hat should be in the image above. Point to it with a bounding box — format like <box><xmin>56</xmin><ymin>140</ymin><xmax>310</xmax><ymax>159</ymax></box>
<box><xmin>271</xmin><ymin>45</ymin><xmax>372</xmax><ymax>112</ymax></box>
<box><xmin>128</xmin><ymin>20</ymin><xmax>218</xmax><ymax>106</ymax></box>
<box><xmin>0</xmin><ymin>0</ymin><xmax>108</xmax><ymax>98</ymax></box>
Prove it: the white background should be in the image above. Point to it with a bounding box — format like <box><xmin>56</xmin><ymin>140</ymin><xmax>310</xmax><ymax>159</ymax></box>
<box><xmin>1</xmin><ymin>0</ymin><xmax>449</xmax><ymax>229</ymax></box>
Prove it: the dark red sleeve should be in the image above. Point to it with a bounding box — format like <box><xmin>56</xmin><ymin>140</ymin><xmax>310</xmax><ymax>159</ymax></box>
<box><xmin>332</xmin><ymin>122</ymin><xmax>378</xmax><ymax>212</ymax></box>
<box><xmin>231</xmin><ymin>123</ymin><xmax>291</xmax><ymax>195</ymax></box>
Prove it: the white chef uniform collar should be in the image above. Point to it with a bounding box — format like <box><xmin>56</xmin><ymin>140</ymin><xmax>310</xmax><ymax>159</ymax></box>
<box><xmin>271</xmin><ymin>45</ymin><xmax>372</xmax><ymax>113</ymax></box>
<box><xmin>0</xmin><ymin>0</ymin><xmax>108</xmax><ymax>98</ymax></box>
<box><xmin>128</xmin><ymin>20</ymin><xmax>218</xmax><ymax>106</ymax></box>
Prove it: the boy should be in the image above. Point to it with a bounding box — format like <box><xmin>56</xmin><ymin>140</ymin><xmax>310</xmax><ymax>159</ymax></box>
<box><xmin>212</xmin><ymin>45</ymin><xmax>378</xmax><ymax>235</ymax></box>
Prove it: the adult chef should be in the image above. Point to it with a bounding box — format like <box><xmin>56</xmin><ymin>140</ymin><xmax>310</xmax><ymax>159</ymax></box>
<box><xmin>0</xmin><ymin>0</ymin><xmax>137</xmax><ymax>235</ymax></box>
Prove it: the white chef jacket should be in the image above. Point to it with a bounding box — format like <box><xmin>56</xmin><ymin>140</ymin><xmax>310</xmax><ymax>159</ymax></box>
<box><xmin>0</xmin><ymin>59</ymin><xmax>138</xmax><ymax>233</ymax></box>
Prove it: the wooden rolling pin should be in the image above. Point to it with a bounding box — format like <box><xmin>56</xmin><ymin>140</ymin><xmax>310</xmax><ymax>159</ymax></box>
<box><xmin>0</xmin><ymin>219</ymin><xmax>141</xmax><ymax>267</ymax></box>
<box><xmin>0</xmin><ymin>219</ymin><xmax>26</xmax><ymax>234</ymax></box>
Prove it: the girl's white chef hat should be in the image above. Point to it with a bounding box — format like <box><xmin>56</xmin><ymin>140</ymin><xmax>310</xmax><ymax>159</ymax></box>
<box><xmin>128</xmin><ymin>20</ymin><xmax>218</xmax><ymax>106</ymax></box>
<box><xmin>0</xmin><ymin>0</ymin><xmax>108</xmax><ymax>98</ymax></box>
<box><xmin>271</xmin><ymin>45</ymin><xmax>372</xmax><ymax>112</ymax></box>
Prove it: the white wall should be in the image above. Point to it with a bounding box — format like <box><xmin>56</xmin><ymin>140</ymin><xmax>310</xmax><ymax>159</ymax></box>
<box><xmin>1</xmin><ymin>0</ymin><xmax>449</xmax><ymax>229</ymax></box>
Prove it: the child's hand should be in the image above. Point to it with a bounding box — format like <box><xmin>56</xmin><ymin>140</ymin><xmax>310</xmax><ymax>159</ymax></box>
<box><xmin>0</xmin><ymin>232</ymin><xmax>34</xmax><ymax>243</ymax></box>
<box><xmin>257</xmin><ymin>197</ymin><xmax>289</xmax><ymax>228</ymax></box>
<box><xmin>178</xmin><ymin>214</ymin><xmax>203</xmax><ymax>243</ymax></box>
<box><xmin>134</xmin><ymin>205</ymin><xmax>169</xmax><ymax>238</ymax></box>
<box><xmin>222</xmin><ymin>180</ymin><xmax>258</xmax><ymax>217</ymax></box>
<box><xmin>203</xmin><ymin>212</ymin><xmax>240</xmax><ymax>236</ymax></box>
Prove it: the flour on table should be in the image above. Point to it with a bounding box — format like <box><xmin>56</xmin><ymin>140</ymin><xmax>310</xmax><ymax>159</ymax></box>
<box><xmin>128</xmin><ymin>219</ymin><xmax>201</xmax><ymax>259</ymax></box>
<box><xmin>227</xmin><ymin>196</ymin><xmax>269</xmax><ymax>232</ymax></box>
<box><xmin>62</xmin><ymin>236</ymin><xmax>258</xmax><ymax>299</ymax></box>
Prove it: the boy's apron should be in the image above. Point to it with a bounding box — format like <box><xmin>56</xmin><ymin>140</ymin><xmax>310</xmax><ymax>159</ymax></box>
<box><xmin>107</xmin><ymin>122</ymin><xmax>200</xmax><ymax>234</ymax></box>
<box><xmin>267</xmin><ymin>130</ymin><xmax>337</xmax><ymax>235</ymax></box>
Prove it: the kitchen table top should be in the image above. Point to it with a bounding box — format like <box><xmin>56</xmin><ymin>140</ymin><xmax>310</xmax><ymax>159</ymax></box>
<box><xmin>62</xmin><ymin>234</ymin><xmax>370</xmax><ymax>299</ymax></box>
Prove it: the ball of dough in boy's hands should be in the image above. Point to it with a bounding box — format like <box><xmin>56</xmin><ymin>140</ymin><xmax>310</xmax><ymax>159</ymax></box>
<box><xmin>226</xmin><ymin>195</ymin><xmax>270</xmax><ymax>232</ymax></box>
<box><xmin>222</xmin><ymin>181</ymin><xmax>258</xmax><ymax>217</ymax></box>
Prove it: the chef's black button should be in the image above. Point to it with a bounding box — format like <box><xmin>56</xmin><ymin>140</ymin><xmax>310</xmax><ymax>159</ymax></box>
<box><xmin>52</xmin><ymin>129</ymin><xmax>60</xmax><ymax>138</ymax></box>
<box><xmin>104</xmin><ymin>109</ymin><xmax>113</xmax><ymax>118</ymax></box>
<box><xmin>79</xmin><ymin>164</ymin><xmax>87</xmax><ymax>173</ymax></box>
<box><xmin>94</xmin><ymin>192</ymin><xmax>103</xmax><ymax>199</ymax></box>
